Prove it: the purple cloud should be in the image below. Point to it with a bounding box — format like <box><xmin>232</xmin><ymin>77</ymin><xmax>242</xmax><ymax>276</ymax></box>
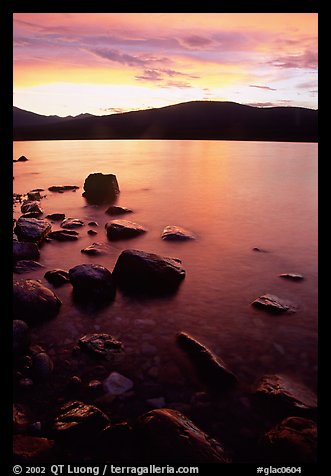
<box><xmin>135</xmin><ymin>69</ymin><xmax>163</xmax><ymax>81</ymax></box>
<box><xmin>268</xmin><ymin>49</ymin><xmax>317</xmax><ymax>69</ymax></box>
<box><xmin>249</xmin><ymin>84</ymin><xmax>277</xmax><ymax>91</ymax></box>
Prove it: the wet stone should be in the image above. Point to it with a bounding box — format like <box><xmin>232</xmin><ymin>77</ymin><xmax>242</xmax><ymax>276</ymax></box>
<box><xmin>14</xmin><ymin>260</ymin><xmax>45</xmax><ymax>274</ymax></box>
<box><xmin>81</xmin><ymin>242</ymin><xmax>109</xmax><ymax>255</ymax></box>
<box><xmin>61</xmin><ymin>217</ymin><xmax>85</xmax><ymax>229</ymax></box>
<box><xmin>13</xmin><ymin>403</ymin><xmax>32</xmax><ymax>433</ymax></box>
<box><xmin>13</xmin><ymin>320</ymin><xmax>30</xmax><ymax>354</ymax></box>
<box><xmin>69</xmin><ymin>264</ymin><xmax>116</xmax><ymax>302</ymax></box>
<box><xmin>161</xmin><ymin>225</ymin><xmax>196</xmax><ymax>241</ymax></box>
<box><xmin>105</xmin><ymin>220</ymin><xmax>147</xmax><ymax>240</ymax></box>
<box><xmin>46</xmin><ymin>213</ymin><xmax>66</xmax><ymax>221</ymax></box>
<box><xmin>279</xmin><ymin>273</ymin><xmax>304</xmax><ymax>281</ymax></box>
<box><xmin>13</xmin><ymin>435</ymin><xmax>55</xmax><ymax>463</ymax></box>
<box><xmin>103</xmin><ymin>372</ymin><xmax>134</xmax><ymax>396</ymax></box>
<box><xmin>32</xmin><ymin>352</ymin><xmax>54</xmax><ymax>381</ymax></box>
<box><xmin>78</xmin><ymin>333</ymin><xmax>123</xmax><ymax>360</ymax></box>
<box><xmin>48</xmin><ymin>230</ymin><xmax>79</xmax><ymax>241</ymax></box>
<box><xmin>105</xmin><ymin>205</ymin><xmax>133</xmax><ymax>216</ymax></box>
<box><xmin>83</xmin><ymin>173</ymin><xmax>120</xmax><ymax>204</ymax></box>
<box><xmin>21</xmin><ymin>200</ymin><xmax>43</xmax><ymax>216</ymax></box>
<box><xmin>27</xmin><ymin>191</ymin><xmax>42</xmax><ymax>201</ymax></box>
<box><xmin>48</xmin><ymin>185</ymin><xmax>79</xmax><ymax>192</ymax></box>
<box><xmin>252</xmin><ymin>294</ymin><xmax>294</xmax><ymax>313</ymax></box>
<box><xmin>14</xmin><ymin>217</ymin><xmax>52</xmax><ymax>243</ymax></box>
<box><xmin>44</xmin><ymin>269</ymin><xmax>70</xmax><ymax>286</ymax></box>
<box><xmin>87</xmin><ymin>229</ymin><xmax>98</xmax><ymax>235</ymax></box>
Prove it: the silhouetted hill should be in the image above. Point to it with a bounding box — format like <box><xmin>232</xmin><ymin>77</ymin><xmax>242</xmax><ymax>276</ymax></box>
<box><xmin>13</xmin><ymin>101</ymin><xmax>318</xmax><ymax>142</ymax></box>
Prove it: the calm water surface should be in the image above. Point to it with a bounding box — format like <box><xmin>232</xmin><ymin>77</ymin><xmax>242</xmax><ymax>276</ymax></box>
<box><xmin>13</xmin><ymin>140</ymin><xmax>318</xmax><ymax>404</ymax></box>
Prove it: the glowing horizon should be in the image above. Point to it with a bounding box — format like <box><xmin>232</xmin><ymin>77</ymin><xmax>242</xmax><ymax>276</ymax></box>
<box><xmin>13</xmin><ymin>13</ymin><xmax>318</xmax><ymax>117</ymax></box>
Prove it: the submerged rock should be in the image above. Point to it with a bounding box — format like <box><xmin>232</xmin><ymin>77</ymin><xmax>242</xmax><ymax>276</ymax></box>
<box><xmin>48</xmin><ymin>185</ymin><xmax>79</xmax><ymax>192</ymax></box>
<box><xmin>44</xmin><ymin>269</ymin><xmax>70</xmax><ymax>286</ymax></box>
<box><xmin>46</xmin><ymin>213</ymin><xmax>66</xmax><ymax>221</ymax></box>
<box><xmin>259</xmin><ymin>416</ymin><xmax>317</xmax><ymax>463</ymax></box>
<box><xmin>21</xmin><ymin>200</ymin><xmax>43</xmax><ymax>216</ymax></box>
<box><xmin>13</xmin><ymin>241</ymin><xmax>40</xmax><ymax>262</ymax></box>
<box><xmin>61</xmin><ymin>217</ymin><xmax>84</xmax><ymax>229</ymax></box>
<box><xmin>14</xmin><ymin>260</ymin><xmax>45</xmax><ymax>274</ymax></box>
<box><xmin>105</xmin><ymin>205</ymin><xmax>133</xmax><ymax>216</ymax></box>
<box><xmin>279</xmin><ymin>273</ymin><xmax>304</xmax><ymax>281</ymax></box>
<box><xmin>13</xmin><ymin>435</ymin><xmax>55</xmax><ymax>463</ymax></box>
<box><xmin>81</xmin><ymin>242</ymin><xmax>109</xmax><ymax>255</ymax></box>
<box><xmin>78</xmin><ymin>333</ymin><xmax>123</xmax><ymax>360</ymax></box>
<box><xmin>252</xmin><ymin>294</ymin><xmax>293</xmax><ymax>313</ymax></box>
<box><xmin>69</xmin><ymin>264</ymin><xmax>116</xmax><ymax>302</ymax></box>
<box><xmin>83</xmin><ymin>173</ymin><xmax>120</xmax><ymax>203</ymax></box>
<box><xmin>13</xmin><ymin>279</ymin><xmax>61</xmax><ymax>324</ymax></box>
<box><xmin>103</xmin><ymin>372</ymin><xmax>134</xmax><ymax>395</ymax></box>
<box><xmin>112</xmin><ymin>249</ymin><xmax>185</xmax><ymax>294</ymax></box>
<box><xmin>14</xmin><ymin>155</ymin><xmax>29</xmax><ymax>162</ymax></box>
<box><xmin>135</xmin><ymin>408</ymin><xmax>231</xmax><ymax>463</ymax></box>
<box><xmin>48</xmin><ymin>230</ymin><xmax>79</xmax><ymax>241</ymax></box>
<box><xmin>14</xmin><ymin>217</ymin><xmax>51</xmax><ymax>243</ymax></box>
<box><xmin>53</xmin><ymin>400</ymin><xmax>110</xmax><ymax>442</ymax></box>
<box><xmin>105</xmin><ymin>219</ymin><xmax>147</xmax><ymax>240</ymax></box>
<box><xmin>161</xmin><ymin>225</ymin><xmax>196</xmax><ymax>241</ymax></box>
<box><xmin>13</xmin><ymin>320</ymin><xmax>30</xmax><ymax>354</ymax></box>
<box><xmin>254</xmin><ymin>374</ymin><xmax>317</xmax><ymax>416</ymax></box>
<box><xmin>176</xmin><ymin>332</ymin><xmax>237</xmax><ymax>389</ymax></box>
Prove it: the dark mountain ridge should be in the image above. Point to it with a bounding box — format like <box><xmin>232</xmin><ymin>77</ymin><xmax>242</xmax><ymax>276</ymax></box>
<box><xmin>13</xmin><ymin>101</ymin><xmax>318</xmax><ymax>142</ymax></box>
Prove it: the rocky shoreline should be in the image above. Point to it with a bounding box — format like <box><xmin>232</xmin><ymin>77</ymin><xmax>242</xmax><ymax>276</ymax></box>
<box><xmin>12</xmin><ymin>169</ymin><xmax>317</xmax><ymax>464</ymax></box>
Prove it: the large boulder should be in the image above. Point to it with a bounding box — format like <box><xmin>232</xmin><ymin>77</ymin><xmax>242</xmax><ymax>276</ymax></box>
<box><xmin>105</xmin><ymin>220</ymin><xmax>147</xmax><ymax>240</ymax></box>
<box><xmin>176</xmin><ymin>332</ymin><xmax>237</xmax><ymax>389</ymax></box>
<box><xmin>13</xmin><ymin>279</ymin><xmax>62</xmax><ymax>324</ymax></box>
<box><xmin>69</xmin><ymin>264</ymin><xmax>116</xmax><ymax>302</ymax></box>
<box><xmin>135</xmin><ymin>408</ymin><xmax>231</xmax><ymax>463</ymax></box>
<box><xmin>83</xmin><ymin>173</ymin><xmax>120</xmax><ymax>203</ymax></box>
<box><xmin>112</xmin><ymin>249</ymin><xmax>185</xmax><ymax>294</ymax></box>
<box><xmin>14</xmin><ymin>217</ymin><xmax>51</xmax><ymax>243</ymax></box>
<box><xmin>13</xmin><ymin>241</ymin><xmax>40</xmax><ymax>262</ymax></box>
<box><xmin>259</xmin><ymin>416</ymin><xmax>317</xmax><ymax>463</ymax></box>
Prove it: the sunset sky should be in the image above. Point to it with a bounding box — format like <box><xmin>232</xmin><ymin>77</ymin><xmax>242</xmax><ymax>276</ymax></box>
<box><xmin>13</xmin><ymin>13</ymin><xmax>318</xmax><ymax>117</ymax></box>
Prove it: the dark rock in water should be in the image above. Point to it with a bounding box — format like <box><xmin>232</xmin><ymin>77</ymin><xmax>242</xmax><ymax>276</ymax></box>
<box><xmin>78</xmin><ymin>333</ymin><xmax>123</xmax><ymax>360</ymax></box>
<box><xmin>254</xmin><ymin>374</ymin><xmax>317</xmax><ymax>416</ymax></box>
<box><xmin>135</xmin><ymin>408</ymin><xmax>231</xmax><ymax>463</ymax></box>
<box><xmin>32</xmin><ymin>352</ymin><xmax>54</xmax><ymax>381</ymax></box>
<box><xmin>279</xmin><ymin>273</ymin><xmax>304</xmax><ymax>281</ymax></box>
<box><xmin>87</xmin><ymin>229</ymin><xmax>98</xmax><ymax>235</ymax></box>
<box><xmin>21</xmin><ymin>211</ymin><xmax>44</xmax><ymax>219</ymax></box>
<box><xmin>176</xmin><ymin>332</ymin><xmax>237</xmax><ymax>389</ymax></box>
<box><xmin>48</xmin><ymin>229</ymin><xmax>79</xmax><ymax>241</ymax></box>
<box><xmin>81</xmin><ymin>242</ymin><xmax>109</xmax><ymax>255</ymax></box>
<box><xmin>27</xmin><ymin>191</ymin><xmax>42</xmax><ymax>201</ymax></box>
<box><xmin>13</xmin><ymin>241</ymin><xmax>40</xmax><ymax>262</ymax></box>
<box><xmin>13</xmin><ymin>279</ymin><xmax>61</xmax><ymax>324</ymax></box>
<box><xmin>21</xmin><ymin>200</ymin><xmax>43</xmax><ymax>216</ymax></box>
<box><xmin>30</xmin><ymin>188</ymin><xmax>45</xmax><ymax>192</ymax></box>
<box><xmin>161</xmin><ymin>225</ymin><xmax>196</xmax><ymax>241</ymax></box>
<box><xmin>46</xmin><ymin>213</ymin><xmax>66</xmax><ymax>221</ymax></box>
<box><xmin>44</xmin><ymin>269</ymin><xmax>70</xmax><ymax>286</ymax></box>
<box><xmin>252</xmin><ymin>294</ymin><xmax>293</xmax><ymax>313</ymax></box>
<box><xmin>13</xmin><ymin>435</ymin><xmax>55</xmax><ymax>462</ymax></box>
<box><xmin>48</xmin><ymin>185</ymin><xmax>79</xmax><ymax>192</ymax></box>
<box><xmin>88</xmin><ymin>221</ymin><xmax>98</xmax><ymax>226</ymax></box>
<box><xmin>14</xmin><ymin>260</ymin><xmax>45</xmax><ymax>274</ymax></box>
<box><xmin>13</xmin><ymin>320</ymin><xmax>30</xmax><ymax>354</ymax></box>
<box><xmin>61</xmin><ymin>217</ymin><xmax>84</xmax><ymax>229</ymax></box>
<box><xmin>83</xmin><ymin>172</ymin><xmax>120</xmax><ymax>203</ymax></box>
<box><xmin>105</xmin><ymin>205</ymin><xmax>133</xmax><ymax>215</ymax></box>
<box><xmin>15</xmin><ymin>155</ymin><xmax>29</xmax><ymax>162</ymax></box>
<box><xmin>259</xmin><ymin>416</ymin><xmax>317</xmax><ymax>463</ymax></box>
<box><xmin>52</xmin><ymin>400</ymin><xmax>110</xmax><ymax>442</ymax></box>
<box><xmin>112</xmin><ymin>249</ymin><xmax>185</xmax><ymax>294</ymax></box>
<box><xmin>105</xmin><ymin>219</ymin><xmax>147</xmax><ymax>240</ymax></box>
<box><xmin>69</xmin><ymin>263</ymin><xmax>116</xmax><ymax>302</ymax></box>
<box><xmin>252</xmin><ymin>247</ymin><xmax>269</xmax><ymax>252</ymax></box>
<box><xmin>13</xmin><ymin>403</ymin><xmax>31</xmax><ymax>433</ymax></box>
<box><xmin>14</xmin><ymin>217</ymin><xmax>51</xmax><ymax>243</ymax></box>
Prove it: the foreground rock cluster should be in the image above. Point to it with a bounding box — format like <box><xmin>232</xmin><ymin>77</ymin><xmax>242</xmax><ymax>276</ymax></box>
<box><xmin>12</xmin><ymin>171</ymin><xmax>316</xmax><ymax>464</ymax></box>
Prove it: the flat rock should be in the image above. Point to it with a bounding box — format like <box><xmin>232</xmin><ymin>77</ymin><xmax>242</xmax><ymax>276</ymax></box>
<box><xmin>177</xmin><ymin>332</ymin><xmax>237</xmax><ymax>389</ymax></box>
<box><xmin>135</xmin><ymin>408</ymin><xmax>231</xmax><ymax>463</ymax></box>
<box><xmin>103</xmin><ymin>372</ymin><xmax>134</xmax><ymax>395</ymax></box>
<box><xmin>46</xmin><ymin>213</ymin><xmax>66</xmax><ymax>221</ymax></box>
<box><xmin>21</xmin><ymin>211</ymin><xmax>44</xmax><ymax>219</ymax></box>
<box><xmin>27</xmin><ymin>191</ymin><xmax>42</xmax><ymax>201</ymax></box>
<box><xmin>14</xmin><ymin>260</ymin><xmax>45</xmax><ymax>274</ymax></box>
<box><xmin>69</xmin><ymin>264</ymin><xmax>116</xmax><ymax>302</ymax></box>
<box><xmin>105</xmin><ymin>219</ymin><xmax>147</xmax><ymax>240</ymax></box>
<box><xmin>13</xmin><ymin>241</ymin><xmax>40</xmax><ymax>262</ymax></box>
<box><xmin>83</xmin><ymin>172</ymin><xmax>120</xmax><ymax>203</ymax></box>
<box><xmin>105</xmin><ymin>205</ymin><xmax>133</xmax><ymax>215</ymax></box>
<box><xmin>53</xmin><ymin>400</ymin><xmax>110</xmax><ymax>441</ymax></box>
<box><xmin>252</xmin><ymin>294</ymin><xmax>293</xmax><ymax>313</ymax></box>
<box><xmin>279</xmin><ymin>273</ymin><xmax>304</xmax><ymax>281</ymax></box>
<box><xmin>112</xmin><ymin>249</ymin><xmax>185</xmax><ymax>294</ymax></box>
<box><xmin>13</xmin><ymin>435</ymin><xmax>55</xmax><ymax>463</ymax></box>
<box><xmin>14</xmin><ymin>217</ymin><xmax>52</xmax><ymax>243</ymax></box>
<box><xmin>13</xmin><ymin>320</ymin><xmax>30</xmax><ymax>354</ymax></box>
<box><xmin>260</xmin><ymin>416</ymin><xmax>317</xmax><ymax>463</ymax></box>
<box><xmin>78</xmin><ymin>333</ymin><xmax>123</xmax><ymax>360</ymax></box>
<box><xmin>87</xmin><ymin>229</ymin><xmax>98</xmax><ymax>235</ymax></box>
<box><xmin>161</xmin><ymin>225</ymin><xmax>196</xmax><ymax>241</ymax></box>
<box><xmin>48</xmin><ymin>185</ymin><xmax>79</xmax><ymax>192</ymax></box>
<box><xmin>44</xmin><ymin>269</ymin><xmax>70</xmax><ymax>286</ymax></box>
<box><xmin>254</xmin><ymin>374</ymin><xmax>317</xmax><ymax>416</ymax></box>
<box><xmin>21</xmin><ymin>200</ymin><xmax>43</xmax><ymax>216</ymax></box>
<box><xmin>48</xmin><ymin>229</ymin><xmax>79</xmax><ymax>241</ymax></box>
<box><xmin>13</xmin><ymin>279</ymin><xmax>61</xmax><ymax>324</ymax></box>
<box><xmin>81</xmin><ymin>242</ymin><xmax>109</xmax><ymax>255</ymax></box>
<box><xmin>88</xmin><ymin>221</ymin><xmax>99</xmax><ymax>226</ymax></box>
<box><xmin>61</xmin><ymin>217</ymin><xmax>84</xmax><ymax>229</ymax></box>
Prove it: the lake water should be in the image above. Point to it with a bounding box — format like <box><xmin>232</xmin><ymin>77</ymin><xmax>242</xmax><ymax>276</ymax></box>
<box><xmin>13</xmin><ymin>139</ymin><xmax>318</xmax><ymax>460</ymax></box>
